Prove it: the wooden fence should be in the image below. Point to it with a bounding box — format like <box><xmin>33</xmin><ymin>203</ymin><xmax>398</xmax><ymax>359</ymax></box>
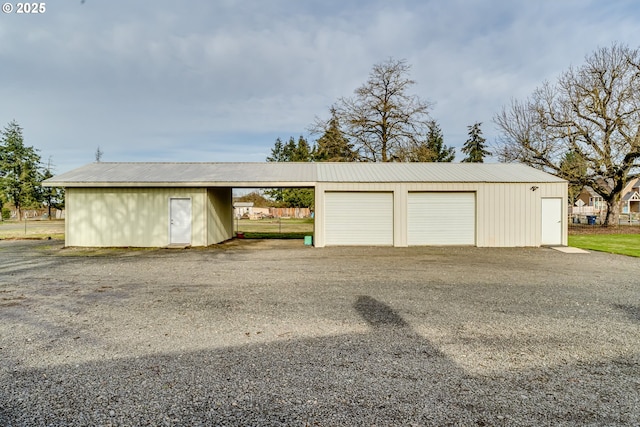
<box><xmin>269</xmin><ymin>207</ymin><xmax>312</xmax><ymax>218</ymax></box>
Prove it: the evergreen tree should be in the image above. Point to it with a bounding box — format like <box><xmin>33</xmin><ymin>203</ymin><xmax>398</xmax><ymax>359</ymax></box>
<box><xmin>314</xmin><ymin>108</ymin><xmax>357</xmax><ymax>162</ymax></box>
<box><xmin>559</xmin><ymin>150</ymin><xmax>588</xmax><ymax>205</ymax></box>
<box><xmin>461</xmin><ymin>122</ymin><xmax>490</xmax><ymax>163</ymax></box>
<box><xmin>267</xmin><ymin>138</ymin><xmax>286</xmax><ymax>162</ymax></box>
<box><xmin>0</xmin><ymin>120</ymin><xmax>42</xmax><ymax>220</ymax></box>
<box><xmin>267</xmin><ymin>136</ymin><xmax>313</xmax><ymax>162</ymax></box>
<box><xmin>407</xmin><ymin>120</ymin><xmax>455</xmax><ymax>162</ymax></box>
<box><xmin>280</xmin><ymin>187</ymin><xmax>314</xmax><ymax>208</ymax></box>
<box><xmin>265</xmin><ymin>136</ymin><xmax>314</xmax><ymax>207</ymax></box>
<box><xmin>290</xmin><ymin>136</ymin><xmax>312</xmax><ymax>162</ymax></box>
<box><xmin>40</xmin><ymin>161</ymin><xmax>65</xmax><ymax>219</ymax></box>
<box><xmin>95</xmin><ymin>146</ymin><xmax>103</xmax><ymax>162</ymax></box>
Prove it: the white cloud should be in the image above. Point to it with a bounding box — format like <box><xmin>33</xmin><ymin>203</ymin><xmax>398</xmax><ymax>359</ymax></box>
<box><xmin>1</xmin><ymin>0</ymin><xmax>640</xmax><ymax>170</ymax></box>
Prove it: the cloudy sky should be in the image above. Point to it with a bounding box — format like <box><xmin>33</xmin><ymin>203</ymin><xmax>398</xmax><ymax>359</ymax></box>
<box><xmin>1</xmin><ymin>0</ymin><xmax>638</xmax><ymax>173</ymax></box>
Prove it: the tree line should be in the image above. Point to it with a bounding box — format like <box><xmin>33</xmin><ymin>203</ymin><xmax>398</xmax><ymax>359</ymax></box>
<box><xmin>0</xmin><ymin>121</ymin><xmax>64</xmax><ymax>220</ymax></box>
<box><xmin>266</xmin><ymin>58</ymin><xmax>489</xmax><ymax>207</ymax></box>
<box><xmin>268</xmin><ymin>45</ymin><xmax>640</xmax><ymax>227</ymax></box>
<box><xmin>6</xmin><ymin>43</ymin><xmax>639</xmax><ymax>226</ymax></box>
<box><xmin>268</xmin><ymin>58</ymin><xmax>488</xmax><ymax>166</ymax></box>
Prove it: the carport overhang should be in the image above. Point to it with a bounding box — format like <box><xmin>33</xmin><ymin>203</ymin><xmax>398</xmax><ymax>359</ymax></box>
<box><xmin>43</xmin><ymin>181</ymin><xmax>316</xmax><ymax>188</ymax></box>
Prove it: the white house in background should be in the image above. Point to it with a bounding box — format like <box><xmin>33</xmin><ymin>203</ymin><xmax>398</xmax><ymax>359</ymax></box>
<box><xmin>233</xmin><ymin>202</ymin><xmax>253</xmax><ymax>218</ymax></box>
<box><xmin>43</xmin><ymin>162</ymin><xmax>567</xmax><ymax>248</ymax></box>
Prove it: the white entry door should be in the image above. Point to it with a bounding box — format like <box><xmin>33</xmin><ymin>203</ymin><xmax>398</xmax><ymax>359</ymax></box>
<box><xmin>170</xmin><ymin>198</ymin><xmax>192</xmax><ymax>245</ymax></box>
<box><xmin>541</xmin><ymin>198</ymin><xmax>562</xmax><ymax>245</ymax></box>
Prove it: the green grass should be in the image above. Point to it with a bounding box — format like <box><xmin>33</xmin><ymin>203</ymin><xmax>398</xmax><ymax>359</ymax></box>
<box><xmin>0</xmin><ymin>219</ymin><xmax>65</xmax><ymax>240</ymax></box>
<box><xmin>236</xmin><ymin>218</ymin><xmax>314</xmax><ymax>234</ymax></box>
<box><xmin>235</xmin><ymin>218</ymin><xmax>314</xmax><ymax>240</ymax></box>
<box><xmin>241</xmin><ymin>232</ymin><xmax>312</xmax><ymax>239</ymax></box>
<box><xmin>569</xmin><ymin>234</ymin><xmax>640</xmax><ymax>257</ymax></box>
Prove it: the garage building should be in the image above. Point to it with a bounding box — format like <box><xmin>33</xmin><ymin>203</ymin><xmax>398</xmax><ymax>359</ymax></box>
<box><xmin>44</xmin><ymin>162</ymin><xmax>567</xmax><ymax>248</ymax></box>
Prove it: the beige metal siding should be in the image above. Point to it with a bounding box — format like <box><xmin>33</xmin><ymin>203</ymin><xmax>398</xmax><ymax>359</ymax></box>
<box><xmin>65</xmin><ymin>187</ymin><xmax>207</xmax><ymax>247</ymax></box>
<box><xmin>315</xmin><ymin>181</ymin><xmax>567</xmax><ymax>248</ymax></box>
<box><xmin>62</xmin><ymin>170</ymin><xmax>567</xmax><ymax>248</ymax></box>
<box><xmin>207</xmin><ymin>188</ymin><xmax>233</xmax><ymax>245</ymax></box>
<box><xmin>474</xmin><ymin>182</ymin><xmax>567</xmax><ymax>247</ymax></box>
<box><xmin>475</xmin><ymin>183</ymin><xmax>536</xmax><ymax>247</ymax></box>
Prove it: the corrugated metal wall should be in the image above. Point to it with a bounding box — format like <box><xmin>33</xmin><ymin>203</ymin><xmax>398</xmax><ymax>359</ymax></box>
<box><xmin>207</xmin><ymin>188</ymin><xmax>233</xmax><ymax>245</ymax></box>
<box><xmin>314</xmin><ymin>181</ymin><xmax>567</xmax><ymax>248</ymax></box>
<box><xmin>66</xmin><ymin>188</ymin><xmax>209</xmax><ymax>247</ymax></box>
<box><xmin>65</xmin><ymin>180</ymin><xmax>567</xmax><ymax>248</ymax></box>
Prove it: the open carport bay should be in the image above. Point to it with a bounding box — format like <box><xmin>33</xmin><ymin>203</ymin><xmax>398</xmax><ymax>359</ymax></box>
<box><xmin>0</xmin><ymin>240</ymin><xmax>639</xmax><ymax>426</ymax></box>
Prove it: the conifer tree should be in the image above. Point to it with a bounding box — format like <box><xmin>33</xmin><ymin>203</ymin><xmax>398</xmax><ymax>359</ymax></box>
<box><xmin>265</xmin><ymin>136</ymin><xmax>314</xmax><ymax>207</ymax></box>
<box><xmin>314</xmin><ymin>108</ymin><xmax>356</xmax><ymax>162</ymax></box>
<box><xmin>461</xmin><ymin>122</ymin><xmax>489</xmax><ymax>163</ymax></box>
<box><xmin>0</xmin><ymin>120</ymin><xmax>42</xmax><ymax>220</ymax></box>
<box><xmin>424</xmin><ymin>120</ymin><xmax>455</xmax><ymax>162</ymax></box>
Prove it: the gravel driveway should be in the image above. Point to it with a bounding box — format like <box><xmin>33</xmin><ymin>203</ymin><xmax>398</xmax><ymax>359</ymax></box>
<box><xmin>1</xmin><ymin>239</ymin><xmax>639</xmax><ymax>426</ymax></box>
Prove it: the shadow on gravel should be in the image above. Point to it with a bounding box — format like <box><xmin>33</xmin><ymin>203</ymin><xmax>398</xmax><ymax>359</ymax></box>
<box><xmin>354</xmin><ymin>295</ymin><xmax>410</xmax><ymax>329</ymax></box>
<box><xmin>614</xmin><ymin>304</ymin><xmax>640</xmax><ymax>323</ymax></box>
<box><xmin>2</xmin><ymin>297</ymin><xmax>638</xmax><ymax>426</ymax></box>
<box><xmin>0</xmin><ymin>240</ymin><xmax>63</xmax><ymax>276</ymax></box>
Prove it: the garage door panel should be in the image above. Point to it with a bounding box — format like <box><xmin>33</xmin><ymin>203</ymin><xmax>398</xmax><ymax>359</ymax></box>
<box><xmin>325</xmin><ymin>192</ymin><xmax>393</xmax><ymax>245</ymax></box>
<box><xmin>408</xmin><ymin>192</ymin><xmax>475</xmax><ymax>245</ymax></box>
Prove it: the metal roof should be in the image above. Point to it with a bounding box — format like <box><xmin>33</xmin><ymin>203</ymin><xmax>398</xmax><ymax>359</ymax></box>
<box><xmin>315</xmin><ymin>162</ymin><xmax>563</xmax><ymax>183</ymax></box>
<box><xmin>43</xmin><ymin>162</ymin><xmax>317</xmax><ymax>188</ymax></box>
<box><xmin>43</xmin><ymin>162</ymin><xmax>564</xmax><ymax>187</ymax></box>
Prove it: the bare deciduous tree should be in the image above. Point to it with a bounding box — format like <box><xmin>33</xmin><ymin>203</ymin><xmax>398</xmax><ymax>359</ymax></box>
<box><xmin>494</xmin><ymin>43</ymin><xmax>640</xmax><ymax>226</ymax></box>
<box><xmin>331</xmin><ymin>58</ymin><xmax>433</xmax><ymax>162</ymax></box>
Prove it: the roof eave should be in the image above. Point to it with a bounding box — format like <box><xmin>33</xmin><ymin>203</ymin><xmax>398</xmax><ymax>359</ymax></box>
<box><xmin>42</xmin><ymin>181</ymin><xmax>317</xmax><ymax>188</ymax></box>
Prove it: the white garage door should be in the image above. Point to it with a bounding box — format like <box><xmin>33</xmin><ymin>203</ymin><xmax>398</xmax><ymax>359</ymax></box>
<box><xmin>408</xmin><ymin>192</ymin><xmax>475</xmax><ymax>245</ymax></box>
<box><xmin>324</xmin><ymin>192</ymin><xmax>393</xmax><ymax>245</ymax></box>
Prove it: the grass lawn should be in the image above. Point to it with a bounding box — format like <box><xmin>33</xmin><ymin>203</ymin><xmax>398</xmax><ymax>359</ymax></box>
<box><xmin>241</xmin><ymin>232</ymin><xmax>311</xmax><ymax>239</ymax></box>
<box><xmin>0</xmin><ymin>219</ymin><xmax>65</xmax><ymax>240</ymax></box>
<box><xmin>569</xmin><ymin>234</ymin><xmax>640</xmax><ymax>257</ymax></box>
<box><xmin>0</xmin><ymin>218</ymin><xmax>315</xmax><ymax>241</ymax></box>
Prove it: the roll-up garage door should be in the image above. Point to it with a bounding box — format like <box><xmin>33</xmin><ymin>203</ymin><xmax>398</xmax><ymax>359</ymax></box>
<box><xmin>324</xmin><ymin>192</ymin><xmax>393</xmax><ymax>245</ymax></box>
<box><xmin>408</xmin><ymin>192</ymin><xmax>475</xmax><ymax>245</ymax></box>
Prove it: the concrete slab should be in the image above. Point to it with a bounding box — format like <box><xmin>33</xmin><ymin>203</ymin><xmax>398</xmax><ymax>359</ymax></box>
<box><xmin>550</xmin><ymin>246</ymin><xmax>589</xmax><ymax>254</ymax></box>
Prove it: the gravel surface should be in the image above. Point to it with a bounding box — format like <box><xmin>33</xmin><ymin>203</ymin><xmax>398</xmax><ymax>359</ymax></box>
<box><xmin>1</xmin><ymin>239</ymin><xmax>639</xmax><ymax>426</ymax></box>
